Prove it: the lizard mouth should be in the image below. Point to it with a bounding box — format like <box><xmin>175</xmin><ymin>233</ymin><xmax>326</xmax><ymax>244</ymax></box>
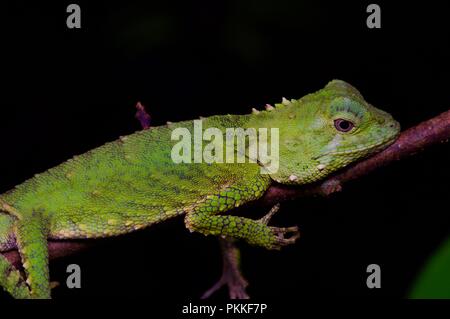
<box><xmin>313</xmin><ymin>132</ymin><xmax>399</xmax><ymax>159</ymax></box>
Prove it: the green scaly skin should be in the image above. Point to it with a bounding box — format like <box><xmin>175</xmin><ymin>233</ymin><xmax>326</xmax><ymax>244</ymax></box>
<box><xmin>0</xmin><ymin>80</ymin><xmax>400</xmax><ymax>298</ymax></box>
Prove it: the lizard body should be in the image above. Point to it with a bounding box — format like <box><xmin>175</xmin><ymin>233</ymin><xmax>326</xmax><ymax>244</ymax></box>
<box><xmin>0</xmin><ymin>80</ymin><xmax>400</xmax><ymax>298</ymax></box>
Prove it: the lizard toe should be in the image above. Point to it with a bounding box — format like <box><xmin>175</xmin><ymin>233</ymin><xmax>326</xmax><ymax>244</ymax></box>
<box><xmin>268</xmin><ymin>225</ymin><xmax>300</xmax><ymax>249</ymax></box>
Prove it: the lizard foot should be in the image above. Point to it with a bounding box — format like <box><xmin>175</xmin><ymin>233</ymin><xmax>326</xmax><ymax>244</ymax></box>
<box><xmin>201</xmin><ymin>265</ymin><xmax>249</xmax><ymax>299</ymax></box>
<box><xmin>202</xmin><ymin>239</ymin><xmax>249</xmax><ymax>299</ymax></box>
<box><xmin>269</xmin><ymin>225</ymin><xmax>300</xmax><ymax>250</ymax></box>
<box><xmin>259</xmin><ymin>204</ymin><xmax>301</xmax><ymax>250</ymax></box>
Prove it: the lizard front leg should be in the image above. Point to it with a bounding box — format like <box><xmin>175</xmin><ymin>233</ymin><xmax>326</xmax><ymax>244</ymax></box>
<box><xmin>185</xmin><ymin>184</ymin><xmax>300</xmax><ymax>250</ymax></box>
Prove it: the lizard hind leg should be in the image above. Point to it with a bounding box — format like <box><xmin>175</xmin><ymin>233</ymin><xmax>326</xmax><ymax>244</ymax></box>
<box><xmin>0</xmin><ymin>201</ymin><xmax>51</xmax><ymax>298</ymax></box>
<box><xmin>0</xmin><ymin>253</ymin><xmax>31</xmax><ymax>298</ymax></box>
<box><xmin>13</xmin><ymin>212</ymin><xmax>51</xmax><ymax>298</ymax></box>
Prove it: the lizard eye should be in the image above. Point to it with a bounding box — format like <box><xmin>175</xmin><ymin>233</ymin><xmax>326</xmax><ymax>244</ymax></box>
<box><xmin>334</xmin><ymin>119</ymin><xmax>354</xmax><ymax>132</ymax></box>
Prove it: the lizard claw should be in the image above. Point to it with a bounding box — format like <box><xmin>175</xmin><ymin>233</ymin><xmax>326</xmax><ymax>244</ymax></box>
<box><xmin>201</xmin><ymin>269</ymin><xmax>249</xmax><ymax>299</ymax></box>
<box><xmin>269</xmin><ymin>225</ymin><xmax>300</xmax><ymax>250</ymax></box>
<box><xmin>258</xmin><ymin>204</ymin><xmax>301</xmax><ymax>249</ymax></box>
<box><xmin>50</xmin><ymin>281</ymin><xmax>60</xmax><ymax>290</ymax></box>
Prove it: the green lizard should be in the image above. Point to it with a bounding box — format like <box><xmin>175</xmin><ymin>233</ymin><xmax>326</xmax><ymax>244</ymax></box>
<box><xmin>0</xmin><ymin>80</ymin><xmax>400</xmax><ymax>298</ymax></box>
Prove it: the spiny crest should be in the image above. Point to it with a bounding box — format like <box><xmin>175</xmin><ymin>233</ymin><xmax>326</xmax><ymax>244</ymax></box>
<box><xmin>282</xmin><ymin>97</ymin><xmax>290</xmax><ymax>105</ymax></box>
<box><xmin>250</xmin><ymin>96</ymin><xmax>297</xmax><ymax>115</ymax></box>
<box><xmin>265</xmin><ymin>104</ymin><xmax>275</xmax><ymax>111</ymax></box>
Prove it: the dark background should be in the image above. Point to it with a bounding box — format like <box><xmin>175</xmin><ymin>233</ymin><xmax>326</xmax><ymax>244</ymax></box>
<box><xmin>2</xmin><ymin>0</ymin><xmax>449</xmax><ymax>302</ymax></box>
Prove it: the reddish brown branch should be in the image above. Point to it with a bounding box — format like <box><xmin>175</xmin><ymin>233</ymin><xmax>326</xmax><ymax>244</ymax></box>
<box><xmin>4</xmin><ymin>109</ymin><xmax>450</xmax><ymax>268</ymax></box>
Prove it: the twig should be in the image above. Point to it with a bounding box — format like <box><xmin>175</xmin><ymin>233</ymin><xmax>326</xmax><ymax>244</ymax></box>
<box><xmin>135</xmin><ymin>101</ymin><xmax>151</xmax><ymax>129</ymax></box>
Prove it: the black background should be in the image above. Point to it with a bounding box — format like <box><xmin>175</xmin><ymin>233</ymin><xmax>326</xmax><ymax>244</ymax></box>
<box><xmin>2</xmin><ymin>0</ymin><xmax>449</xmax><ymax>303</ymax></box>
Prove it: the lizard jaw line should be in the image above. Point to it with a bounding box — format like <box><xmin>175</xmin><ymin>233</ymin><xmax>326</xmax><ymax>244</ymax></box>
<box><xmin>315</xmin><ymin>134</ymin><xmax>397</xmax><ymax>159</ymax></box>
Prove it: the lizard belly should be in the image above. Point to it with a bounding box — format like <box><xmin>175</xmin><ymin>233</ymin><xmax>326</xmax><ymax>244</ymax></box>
<box><xmin>48</xmin><ymin>204</ymin><xmax>187</xmax><ymax>239</ymax></box>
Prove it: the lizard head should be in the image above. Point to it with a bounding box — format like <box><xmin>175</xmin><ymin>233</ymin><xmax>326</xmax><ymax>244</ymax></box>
<box><xmin>254</xmin><ymin>80</ymin><xmax>400</xmax><ymax>185</ymax></box>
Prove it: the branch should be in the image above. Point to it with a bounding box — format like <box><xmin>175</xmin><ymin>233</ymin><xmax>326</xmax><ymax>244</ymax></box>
<box><xmin>4</xmin><ymin>109</ymin><xmax>450</xmax><ymax>268</ymax></box>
